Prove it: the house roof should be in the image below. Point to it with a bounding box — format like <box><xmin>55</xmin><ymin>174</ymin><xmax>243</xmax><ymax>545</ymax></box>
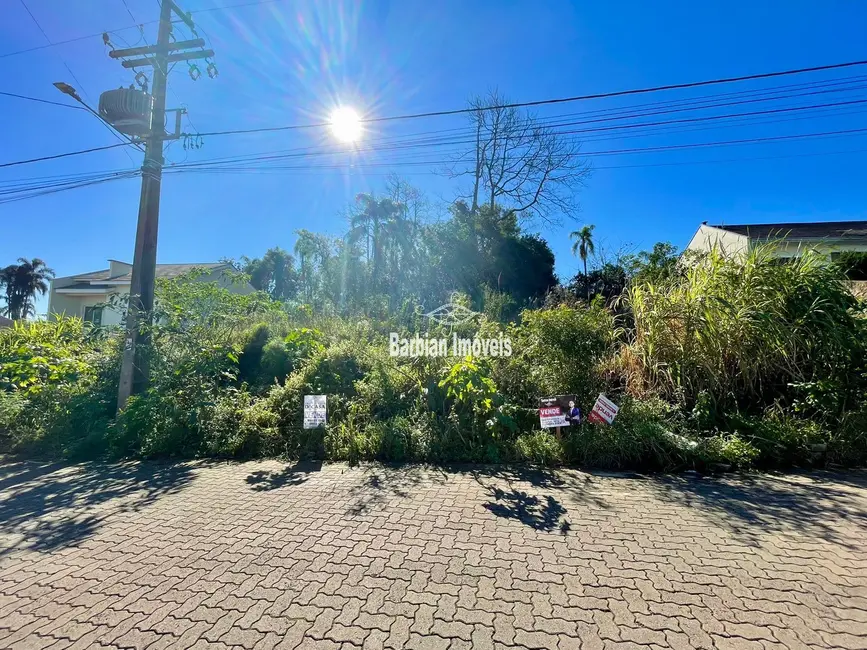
<box><xmin>71</xmin><ymin>263</ymin><xmax>227</xmax><ymax>283</ymax></box>
<box><xmin>709</xmin><ymin>220</ymin><xmax>867</xmax><ymax>240</ymax></box>
<box><xmin>0</xmin><ymin>315</ymin><xmax>13</xmax><ymax>328</ymax></box>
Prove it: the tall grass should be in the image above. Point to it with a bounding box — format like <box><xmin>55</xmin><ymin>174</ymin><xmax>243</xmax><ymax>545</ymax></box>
<box><xmin>624</xmin><ymin>244</ymin><xmax>866</xmax><ymax>415</ymax></box>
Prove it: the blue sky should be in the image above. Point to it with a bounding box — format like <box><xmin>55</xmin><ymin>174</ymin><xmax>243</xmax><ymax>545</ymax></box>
<box><xmin>2</xmin><ymin>0</ymin><xmax>866</xmax><ymax>314</ymax></box>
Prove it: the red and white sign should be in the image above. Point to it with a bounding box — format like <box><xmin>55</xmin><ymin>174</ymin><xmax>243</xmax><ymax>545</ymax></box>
<box><xmin>586</xmin><ymin>394</ymin><xmax>619</xmax><ymax>425</ymax></box>
<box><xmin>539</xmin><ymin>405</ymin><xmax>568</xmax><ymax>428</ymax></box>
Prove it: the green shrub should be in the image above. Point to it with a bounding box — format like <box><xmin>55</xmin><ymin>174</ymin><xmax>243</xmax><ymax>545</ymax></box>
<box><xmin>200</xmin><ymin>387</ymin><xmax>280</xmax><ymax>457</ymax></box>
<box><xmin>493</xmin><ymin>305</ymin><xmax>614</xmax><ymax>409</ymax></box>
<box><xmin>729</xmin><ymin>410</ymin><xmax>830</xmax><ymax>468</ymax></box>
<box><xmin>258</xmin><ymin>339</ymin><xmax>292</xmax><ymax>386</ymax></box>
<box><xmin>237</xmin><ymin>323</ymin><xmax>272</xmax><ymax>385</ymax></box>
<box><xmin>835</xmin><ymin>407</ymin><xmax>867</xmax><ymax>466</ymax></box>
<box><xmin>700</xmin><ymin>434</ymin><xmax>760</xmax><ymax>470</ymax></box>
<box><xmin>515</xmin><ymin>430</ymin><xmax>563</xmax><ymax>466</ymax></box>
<box><xmin>567</xmin><ymin>397</ymin><xmax>688</xmax><ymax>470</ymax></box>
<box><xmin>3</xmin><ymin>261</ymin><xmax>867</xmax><ymax>472</ymax></box>
<box><xmin>0</xmin><ymin>319</ymin><xmax>100</xmax><ymax>395</ymax></box>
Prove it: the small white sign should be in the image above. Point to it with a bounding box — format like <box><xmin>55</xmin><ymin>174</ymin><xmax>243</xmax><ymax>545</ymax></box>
<box><xmin>587</xmin><ymin>394</ymin><xmax>619</xmax><ymax>425</ymax></box>
<box><xmin>303</xmin><ymin>395</ymin><xmax>327</xmax><ymax>429</ymax></box>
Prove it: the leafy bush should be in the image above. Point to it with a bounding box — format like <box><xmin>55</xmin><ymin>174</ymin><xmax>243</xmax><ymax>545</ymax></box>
<box><xmin>835</xmin><ymin>251</ymin><xmax>867</xmax><ymax>281</ymax></box>
<box><xmin>567</xmin><ymin>397</ymin><xmax>688</xmax><ymax>471</ymax></box>
<box><xmin>699</xmin><ymin>434</ymin><xmax>760</xmax><ymax>470</ymax></box>
<box><xmin>515</xmin><ymin>430</ymin><xmax>563</xmax><ymax>466</ymax></box>
<box><xmin>0</xmin><ymin>319</ymin><xmax>99</xmax><ymax>395</ymax></box>
<box><xmin>728</xmin><ymin>410</ymin><xmax>830</xmax><ymax>468</ymax></box>
<box><xmin>491</xmin><ymin>304</ymin><xmax>614</xmax><ymax>414</ymax></box>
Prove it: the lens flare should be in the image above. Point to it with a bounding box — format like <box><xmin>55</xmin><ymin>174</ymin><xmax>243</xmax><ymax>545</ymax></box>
<box><xmin>329</xmin><ymin>107</ymin><xmax>362</xmax><ymax>143</ymax></box>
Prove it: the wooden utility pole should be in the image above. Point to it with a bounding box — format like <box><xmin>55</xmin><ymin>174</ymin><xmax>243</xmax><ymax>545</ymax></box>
<box><xmin>114</xmin><ymin>1</ymin><xmax>214</xmax><ymax>410</ymax></box>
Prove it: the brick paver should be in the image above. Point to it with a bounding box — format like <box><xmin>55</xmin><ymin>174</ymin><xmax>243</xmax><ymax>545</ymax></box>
<box><xmin>0</xmin><ymin>459</ymin><xmax>865</xmax><ymax>649</ymax></box>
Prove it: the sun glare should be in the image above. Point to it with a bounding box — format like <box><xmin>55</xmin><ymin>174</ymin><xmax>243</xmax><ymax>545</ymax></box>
<box><xmin>330</xmin><ymin>107</ymin><xmax>362</xmax><ymax>143</ymax></box>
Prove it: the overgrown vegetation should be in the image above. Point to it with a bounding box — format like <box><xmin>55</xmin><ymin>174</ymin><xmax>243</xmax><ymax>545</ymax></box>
<box><xmin>2</xmin><ymin>237</ymin><xmax>866</xmax><ymax>471</ymax></box>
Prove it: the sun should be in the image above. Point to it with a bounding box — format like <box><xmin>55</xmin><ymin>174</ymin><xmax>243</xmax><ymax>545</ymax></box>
<box><xmin>329</xmin><ymin>107</ymin><xmax>362</xmax><ymax>143</ymax></box>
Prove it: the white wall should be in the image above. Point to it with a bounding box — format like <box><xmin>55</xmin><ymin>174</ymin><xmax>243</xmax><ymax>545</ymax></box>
<box><xmin>769</xmin><ymin>240</ymin><xmax>867</xmax><ymax>259</ymax></box>
<box><xmin>48</xmin><ymin>288</ymin><xmax>125</xmax><ymax>325</ymax></box>
<box><xmin>685</xmin><ymin>224</ymin><xmax>750</xmax><ymax>257</ymax></box>
<box><xmin>48</xmin><ymin>268</ymin><xmax>253</xmax><ymax>326</ymax></box>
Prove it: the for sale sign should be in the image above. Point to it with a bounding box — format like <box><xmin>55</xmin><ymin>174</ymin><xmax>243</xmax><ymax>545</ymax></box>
<box><xmin>539</xmin><ymin>394</ymin><xmax>581</xmax><ymax>428</ymax></box>
<box><xmin>586</xmin><ymin>394</ymin><xmax>619</xmax><ymax>425</ymax></box>
<box><xmin>303</xmin><ymin>395</ymin><xmax>327</xmax><ymax>429</ymax></box>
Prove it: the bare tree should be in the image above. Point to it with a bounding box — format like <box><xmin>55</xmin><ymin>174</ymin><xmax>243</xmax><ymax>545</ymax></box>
<box><xmin>385</xmin><ymin>174</ymin><xmax>428</xmax><ymax>233</ymax></box>
<box><xmin>449</xmin><ymin>90</ymin><xmax>591</xmax><ymax>225</ymax></box>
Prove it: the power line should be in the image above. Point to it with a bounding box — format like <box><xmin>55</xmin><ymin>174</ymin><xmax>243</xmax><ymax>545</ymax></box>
<box><xmin>184</xmin><ymin>59</ymin><xmax>867</xmax><ymax>138</ymax></box>
<box><xmin>18</xmin><ymin>0</ymin><xmax>144</xmax><ymax>163</ymax></box>
<box><xmin>4</xmin><ymin>82</ymin><xmax>861</xmax><ymax>172</ymax></box>
<box><xmin>0</xmin><ymin>0</ymin><xmax>289</xmax><ymax>59</ymax></box>
<box><xmin>19</xmin><ymin>0</ymin><xmax>92</xmax><ymax>103</ymax></box>
<box><xmin>0</xmin><ymin>90</ymin><xmax>85</xmax><ymax>110</ymax></box>
<box><xmin>158</xmin><ymin>76</ymin><xmax>867</xmax><ymax>169</ymax></box>
<box><xmin>3</xmin><ymin>131</ymin><xmax>864</xmax><ymax>204</ymax></box>
<box><xmin>158</xmin><ymin>147</ymin><xmax>867</xmax><ymax>178</ymax></box>
<box><xmin>169</xmin><ymin>99</ymin><xmax>867</xmax><ymax>171</ymax></box>
<box><xmin>0</xmin><ymin>143</ymin><xmax>134</xmax><ymax>169</ymax></box>
<box><xmin>0</xmin><ymin>171</ymin><xmax>140</xmax><ymax>205</ymax></box>
<box><xmin>157</xmin><ymin>127</ymin><xmax>867</xmax><ymax>175</ymax></box>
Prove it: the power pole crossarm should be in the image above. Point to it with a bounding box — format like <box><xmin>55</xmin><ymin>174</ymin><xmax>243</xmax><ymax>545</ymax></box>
<box><xmin>108</xmin><ymin>39</ymin><xmax>205</xmax><ymax>59</ymax></box>
<box><xmin>121</xmin><ymin>49</ymin><xmax>214</xmax><ymax>69</ymax></box>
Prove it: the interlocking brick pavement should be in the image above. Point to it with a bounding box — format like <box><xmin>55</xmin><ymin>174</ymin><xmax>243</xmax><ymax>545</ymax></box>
<box><xmin>0</xmin><ymin>458</ymin><xmax>865</xmax><ymax>649</ymax></box>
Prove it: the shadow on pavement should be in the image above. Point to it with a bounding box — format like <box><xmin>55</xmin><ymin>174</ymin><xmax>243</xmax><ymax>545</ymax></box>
<box><xmin>246</xmin><ymin>460</ymin><xmax>323</xmax><ymax>491</ymax></box>
<box><xmin>0</xmin><ymin>459</ymin><xmax>195</xmax><ymax>556</ymax></box>
<box><xmin>346</xmin><ymin>464</ymin><xmax>448</xmax><ymax>515</ymax></box>
<box><xmin>647</xmin><ymin>470</ymin><xmax>867</xmax><ymax>547</ymax></box>
<box><xmin>483</xmin><ymin>488</ymin><xmax>569</xmax><ymax>532</ymax></box>
<box><xmin>469</xmin><ymin>465</ymin><xmax>594</xmax><ymax>534</ymax></box>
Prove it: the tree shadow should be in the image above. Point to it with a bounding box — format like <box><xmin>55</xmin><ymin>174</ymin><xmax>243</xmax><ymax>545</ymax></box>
<box><xmin>0</xmin><ymin>459</ymin><xmax>196</xmax><ymax>556</ymax></box>
<box><xmin>466</xmin><ymin>464</ymin><xmax>567</xmax><ymax>490</ymax></box>
<box><xmin>647</xmin><ymin>470</ymin><xmax>867</xmax><ymax>548</ymax></box>
<box><xmin>245</xmin><ymin>460</ymin><xmax>322</xmax><ymax>491</ymax></box>
<box><xmin>466</xmin><ymin>465</ymin><xmax>610</xmax><ymax>534</ymax></box>
<box><xmin>483</xmin><ymin>488</ymin><xmax>567</xmax><ymax>532</ymax></box>
<box><xmin>346</xmin><ymin>464</ymin><xmax>448</xmax><ymax>515</ymax></box>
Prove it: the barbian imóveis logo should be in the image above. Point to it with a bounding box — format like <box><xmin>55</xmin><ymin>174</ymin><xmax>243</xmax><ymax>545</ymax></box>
<box><xmin>389</xmin><ymin>300</ymin><xmax>512</xmax><ymax>358</ymax></box>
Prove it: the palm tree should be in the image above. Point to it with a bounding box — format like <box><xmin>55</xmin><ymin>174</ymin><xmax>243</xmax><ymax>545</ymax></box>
<box><xmin>0</xmin><ymin>258</ymin><xmax>54</xmax><ymax>320</ymax></box>
<box><xmin>348</xmin><ymin>194</ymin><xmax>402</xmax><ymax>291</ymax></box>
<box><xmin>569</xmin><ymin>225</ymin><xmax>596</xmax><ymax>301</ymax></box>
<box><xmin>294</xmin><ymin>230</ymin><xmax>318</xmax><ymax>304</ymax></box>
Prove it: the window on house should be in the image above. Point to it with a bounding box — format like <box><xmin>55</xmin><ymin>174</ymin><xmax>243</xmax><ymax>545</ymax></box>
<box><xmin>83</xmin><ymin>306</ymin><xmax>103</xmax><ymax>327</ymax></box>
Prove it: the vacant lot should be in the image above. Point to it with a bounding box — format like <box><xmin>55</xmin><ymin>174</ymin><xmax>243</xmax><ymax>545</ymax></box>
<box><xmin>0</xmin><ymin>460</ymin><xmax>865</xmax><ymax>649</ymax></box>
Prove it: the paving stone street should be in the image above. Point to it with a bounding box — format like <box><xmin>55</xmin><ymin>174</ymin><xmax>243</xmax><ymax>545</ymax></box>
<box><xmin>0</xmin><ymin>459</ymin><xmax>865</xmax><ymax>649</ymax></box>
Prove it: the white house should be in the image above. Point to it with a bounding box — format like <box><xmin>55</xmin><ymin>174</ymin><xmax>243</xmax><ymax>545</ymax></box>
<box><xmin>685</xmin><ymin>220</ymin><xmax>867</xmax><ymax>260</ymax></box>
<box><xmin>48</xmin><ymin>259</ymin><xmax>252</xmax><ymax>326</ymax></box>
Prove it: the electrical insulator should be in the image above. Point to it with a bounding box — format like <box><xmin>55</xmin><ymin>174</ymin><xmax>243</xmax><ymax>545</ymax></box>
<box><xmin>207</xmin><ymin>61</ymin><xmax>218</xmax><ymax>79</ymax></box>
<box><xmin>188</xmin><ymin>64</ymin><xmax>201</xmax><ymax>81</ymax></box>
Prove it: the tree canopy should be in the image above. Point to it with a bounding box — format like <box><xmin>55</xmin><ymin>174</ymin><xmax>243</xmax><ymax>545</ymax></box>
<box><xmin>0</xmin><ymin>258</ymin><xmax>55</xmax><ymax>320</ymax></box>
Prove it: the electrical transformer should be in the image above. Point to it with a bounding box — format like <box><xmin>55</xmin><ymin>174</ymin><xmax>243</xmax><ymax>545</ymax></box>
<box><xmin>98</xmin><ymin>87</ymin><xmax>153</xmax><ymax>138</ymax></box>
